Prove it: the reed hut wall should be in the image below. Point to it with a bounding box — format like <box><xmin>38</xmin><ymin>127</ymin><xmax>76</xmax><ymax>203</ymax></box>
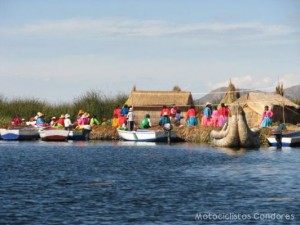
<box><xmin>242</xmin><ymin>106</ymin><xmax>259</xmax><ymax>127</ymax></box>
<box><xmin>233</xmin><ymin>92</ymin><xmax>300</xmax><ymax>127</ymax></box>
<box><xmin>125</xmin><ymin>90</ymin><xmax>194</xmax><ymax>126</ymax></box>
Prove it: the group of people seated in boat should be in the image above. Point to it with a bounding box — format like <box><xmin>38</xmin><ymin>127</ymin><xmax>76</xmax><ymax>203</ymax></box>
<box><xmin>11</xmin><ymin>110</ymin><xmax>108</xmax><ymax>130</ymax></box>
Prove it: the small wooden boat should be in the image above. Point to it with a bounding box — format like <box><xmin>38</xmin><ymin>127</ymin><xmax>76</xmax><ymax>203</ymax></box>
<box><xmin>117</xmin><ymin>129</ymin><xmax>177</xmax><ymax>142</ymax></box>
<box><xmin>39</xmin><ymin>127</ymin><xmax>69</xmax><ymax>141</ymax></box>
<box><xmin>0</xmin><ymin>127</ymin><xmax>40</xmax><ymax>140</ymax></box>
<box><xmin>267</xmin><ymin>130</ymin><xmax>300</xmax><ymax>147</ymax></box>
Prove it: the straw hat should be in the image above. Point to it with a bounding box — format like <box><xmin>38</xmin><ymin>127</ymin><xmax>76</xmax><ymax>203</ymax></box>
<box><xmin>51</xmin><ymin>116</ymin><xmax>56</xmax><ymax>120</ymax></box>
<box><xmin>206</xmin><ymin>102</ymin><xmax>212</xmax><ymax>106</ymax></box>
<box><xmin>37</xmin><ymin>112</ymin><xmax>43</xmax><ymax>117</ymax></box>
<box><xmin>60</xmin><ymin>114</ymin><xmax>65</xmax><ymax>118</ymax></box>
<box><xmin>78</xmin><ymin>109</ymin><xmax>85</xmax><ymax>115</ymax></box>
<box><xmin>82</xmin><ymin>112</ymin><xmax>89</xmax><ymax>118</ymax></box>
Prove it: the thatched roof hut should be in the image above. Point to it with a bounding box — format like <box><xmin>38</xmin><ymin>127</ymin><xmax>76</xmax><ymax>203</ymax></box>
<box><xmin>219</xmin><ymin>80</ymin><xmax>240</xmax><ymax>105</ymax></box>
<box><xmin>125</xmin><ymin>87</ymin><xmax>194</xmax><ymax>126</ymax></box>
<box><xmin>233</xmin><ymin>92</ymin><xmax>300</xmax><ymax>127</ymax></box>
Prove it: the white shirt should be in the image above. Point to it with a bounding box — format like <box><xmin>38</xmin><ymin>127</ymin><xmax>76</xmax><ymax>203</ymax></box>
<box><xmin>64</xmin><ymin>118</ymin><xmax>72</xmax><ymax>127</ymax></box>
<box><xmin>127</xmin><ymin>111</ymin><xmax>134</xmax><ymax>122</ymax></box>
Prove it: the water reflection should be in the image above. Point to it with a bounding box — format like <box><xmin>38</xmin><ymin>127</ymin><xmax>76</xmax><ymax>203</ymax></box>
<box><xmin>213</xmin><ymin>147</ymin><xmax>248</xmax><ymax>155</ymax></box>
<box><xmin>114</xmin><ymin>141</ymin><xmax>157</xmax><ymax>147</ymax></box>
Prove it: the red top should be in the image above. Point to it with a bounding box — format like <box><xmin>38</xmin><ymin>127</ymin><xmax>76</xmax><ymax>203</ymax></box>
<box><xmin>56</xmin><ymin>118</ymin><xmax>65</xmax><ymax>126</ymax></box>
<box><xmin>186</xmin><ymin>108</ymin><xmax>198</xmax><ymax>118</ymax></box>
<box><xmin>170</xmin><ymin>107</ymin><xmax>177</xmax><ymax>116</ymax></box>
<box><xmin>113</xmin><ymin>108</ymin><xmax>121</xmax><ymax>117</ymax></box>
<box><xmin>218</xmin><ymin>107</ymin><xmax>229</xmax><ymax>117</ymax></box>
<box><xmin>262</xmin><ymin>110</ymin><xmax>273</xmax><ymax>119</ymax></box>
<box><xmin>160</xmin><ymin>108</ymin><xmax>171</xmax><ymax>116</ymax></box>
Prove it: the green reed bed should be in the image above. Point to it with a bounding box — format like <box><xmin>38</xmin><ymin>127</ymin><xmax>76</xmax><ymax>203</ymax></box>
<box><xmin>0</xmin><ymin>91</ymin><xmax>128</xmax><ymax>126</ymax></box>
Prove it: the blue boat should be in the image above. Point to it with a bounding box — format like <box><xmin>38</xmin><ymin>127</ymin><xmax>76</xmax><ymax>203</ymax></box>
<box><xmin>267</xmin><ymin>130</ymin><xmax>300</xmax><ymax>147</ymax></box>
<box><xmin>0</xmin><ymin>127</ymin><xmax>40</xmax><ymax>141</ymax></box>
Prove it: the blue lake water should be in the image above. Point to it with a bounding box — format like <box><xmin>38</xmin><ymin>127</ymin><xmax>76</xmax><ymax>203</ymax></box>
<box><xmin>0</xmin><ymin>140</ymin><xmax>299</xmax><ymax>225</ymax></box>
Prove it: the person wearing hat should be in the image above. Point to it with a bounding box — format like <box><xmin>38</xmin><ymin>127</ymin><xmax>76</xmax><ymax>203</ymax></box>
<box><xmin>35</xmin><ymin>112</ymin><xmax>46</xmax><ymax>126</ymax></box>
<box><xmin>50</xmin><ymin>117</ymin><xmax>57</xmax><ymax>127</ymax></box>
<box><xmin>126</xmin><ymin>107</ymin><xmax>135</xmax><ymax>131</ymax></box>
<box><xmin>54</xmin><ymin>114</ymin><xmax>65</xmax><ymax>128</ymax></box>
<box><xmin>78</xmin><ymin>113</ymin><xmax>90</xmax><ymax>126</ymax></box>
<box><xmin>201</xmin><ymin>102</ymin><xmax>212</xmax><ymax>126</ymax></box>
<box><xmin>73</xmin><ymin>109</ymin><xmax>85</xmax><ymax>127</ymax></box>
<box><xmin>64</xmin><ymin>114</ymin><xmax>73</xmax><ymax>130</ymax></box>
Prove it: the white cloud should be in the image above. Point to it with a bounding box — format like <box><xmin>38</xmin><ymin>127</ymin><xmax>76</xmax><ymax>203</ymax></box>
<box><xmin>0</xmin><ymin>18</ymin><xmax>292</xmax><ymax>41</ymax></box>
<box><xmin>278</xmin><ymin>73</ymin><xmax>300</xmax><ymax>88</ymax></box>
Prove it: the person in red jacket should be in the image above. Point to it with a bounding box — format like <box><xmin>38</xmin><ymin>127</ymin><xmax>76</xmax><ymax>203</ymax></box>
<box><xmin>186</xmin><ymin>105</ymin><xmax>198</xmax><ymax>126</ymax></box>
<box><xmin>218</xmin><ymin>103</ymin><xmax>229</xmax><ymax>127</ymax></box>
<box><xmin>160</xmin><ymin>105</ymin><xmax>170</xmax><ymax>116</ymax></box>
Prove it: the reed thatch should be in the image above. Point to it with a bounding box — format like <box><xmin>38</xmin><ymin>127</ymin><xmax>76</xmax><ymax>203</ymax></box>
<box><xmin>124</xmin><ymin>87</ymin><xmax>194</xmax><ymax>126</ymax></box>
<box><xmin>275</xmin><ymin>82</ymin><xmax>284</xmax><ymax>96</ymax></box>
<box><xmin>233</xmin><ymin>92</ymin><xmax>300</xmax><ymax>127</ymax></box>
<box><xmin>90</xmin><ymin>125</ymin><xmax>119</xmax><ymax>140</ymax></box>
<box><xmin>219</xmin><ymin>80</ymin><xmax>240</xmax><ymax>105</ymax></box>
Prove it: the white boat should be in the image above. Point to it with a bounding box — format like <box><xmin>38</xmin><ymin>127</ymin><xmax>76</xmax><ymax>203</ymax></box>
<box><xmin>0</xmin><ymin>127</ymin><xmax>40</xmax><ymax>140</ymax></box>
<box><xmin>117</xmin><ymin>129</ymin><xmax>177</xmax><ymax>142</ymax></box>
<box><xmin>267</xmin><ymin>131</ymin><xmax>300</xmax><ymax>147</ymax></box>
<box><xmin>39</xmin><ymin>127</ymin><xmax>69</xmax><ymax>141</ymax></box>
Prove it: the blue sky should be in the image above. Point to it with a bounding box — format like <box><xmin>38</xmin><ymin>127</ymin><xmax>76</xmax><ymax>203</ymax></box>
<box><xmin>0</xmin><ymin>0</ymin><xmax>299</xmax><ymax>103</ymax></box>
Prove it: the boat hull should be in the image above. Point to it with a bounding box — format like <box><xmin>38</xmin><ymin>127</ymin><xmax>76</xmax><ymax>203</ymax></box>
<box><xmin>0</xmin><ymin>128</ymin><xmax>40</xmax><ymax>140</ymax></box>
<box><xmin>267</xmin><ymin>131</ymin><xmax>300</xmax><ymax>147</ymax></box>
<box><xmin>117</xmin><ymin>129</ymin><xmax>177</xmax><ymax>142</ymax></box>
<box><xmin>39</xmin><ymin>128</ymin><xmax>69</xmax><ymax>141</ymax></box>
<box><xmin>68</xmin><ymin>130</ymin><xmax>91</xmax><ymax>141</ymax></box>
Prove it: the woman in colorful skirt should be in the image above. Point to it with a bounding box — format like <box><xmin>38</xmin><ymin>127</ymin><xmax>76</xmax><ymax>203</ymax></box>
<box><xmin>260</xmin><ymin>105</ymin><xmax>273</xmax><ymax>127</ymax></box>
<box><xmin>218</xmin><ymin>103</ymin><xmax>229</xmax><ymax>127</ymax></box>
<box><xmin>186</xmin><ymin>105</ymin><xmax>198</xmax><ymax>126</ymax></box>
<box><xmin>201</xmin><ymin>102</ymin><xmax>212</xmax><ymax>126</ymax></box>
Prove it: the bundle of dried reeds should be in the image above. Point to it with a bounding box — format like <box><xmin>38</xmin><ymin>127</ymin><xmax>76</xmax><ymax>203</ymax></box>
<box><xmin>90</xmin><ymin>126</ymin><xmax>119</xmax><ymax>140</ymax></box>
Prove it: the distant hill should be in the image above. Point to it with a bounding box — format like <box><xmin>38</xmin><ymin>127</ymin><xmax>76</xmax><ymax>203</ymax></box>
<box><xmin>194</xmin><ymin>84</ymin><xmax>300</xmax><ymax>105</ymax></box>
<box><xmin>284</xmin><ymin>85</ymin><xmax>300</xmax><ymax>100</ymax></box>
<box><xmin>194</xmin><ymin>87</ymin><xmax>254</xmax><ymax>106</ymax></box>
<box><xmin>194</xmin><ymin>87</ymin><xmax>227</xmax><ymax>106</ymax></box>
